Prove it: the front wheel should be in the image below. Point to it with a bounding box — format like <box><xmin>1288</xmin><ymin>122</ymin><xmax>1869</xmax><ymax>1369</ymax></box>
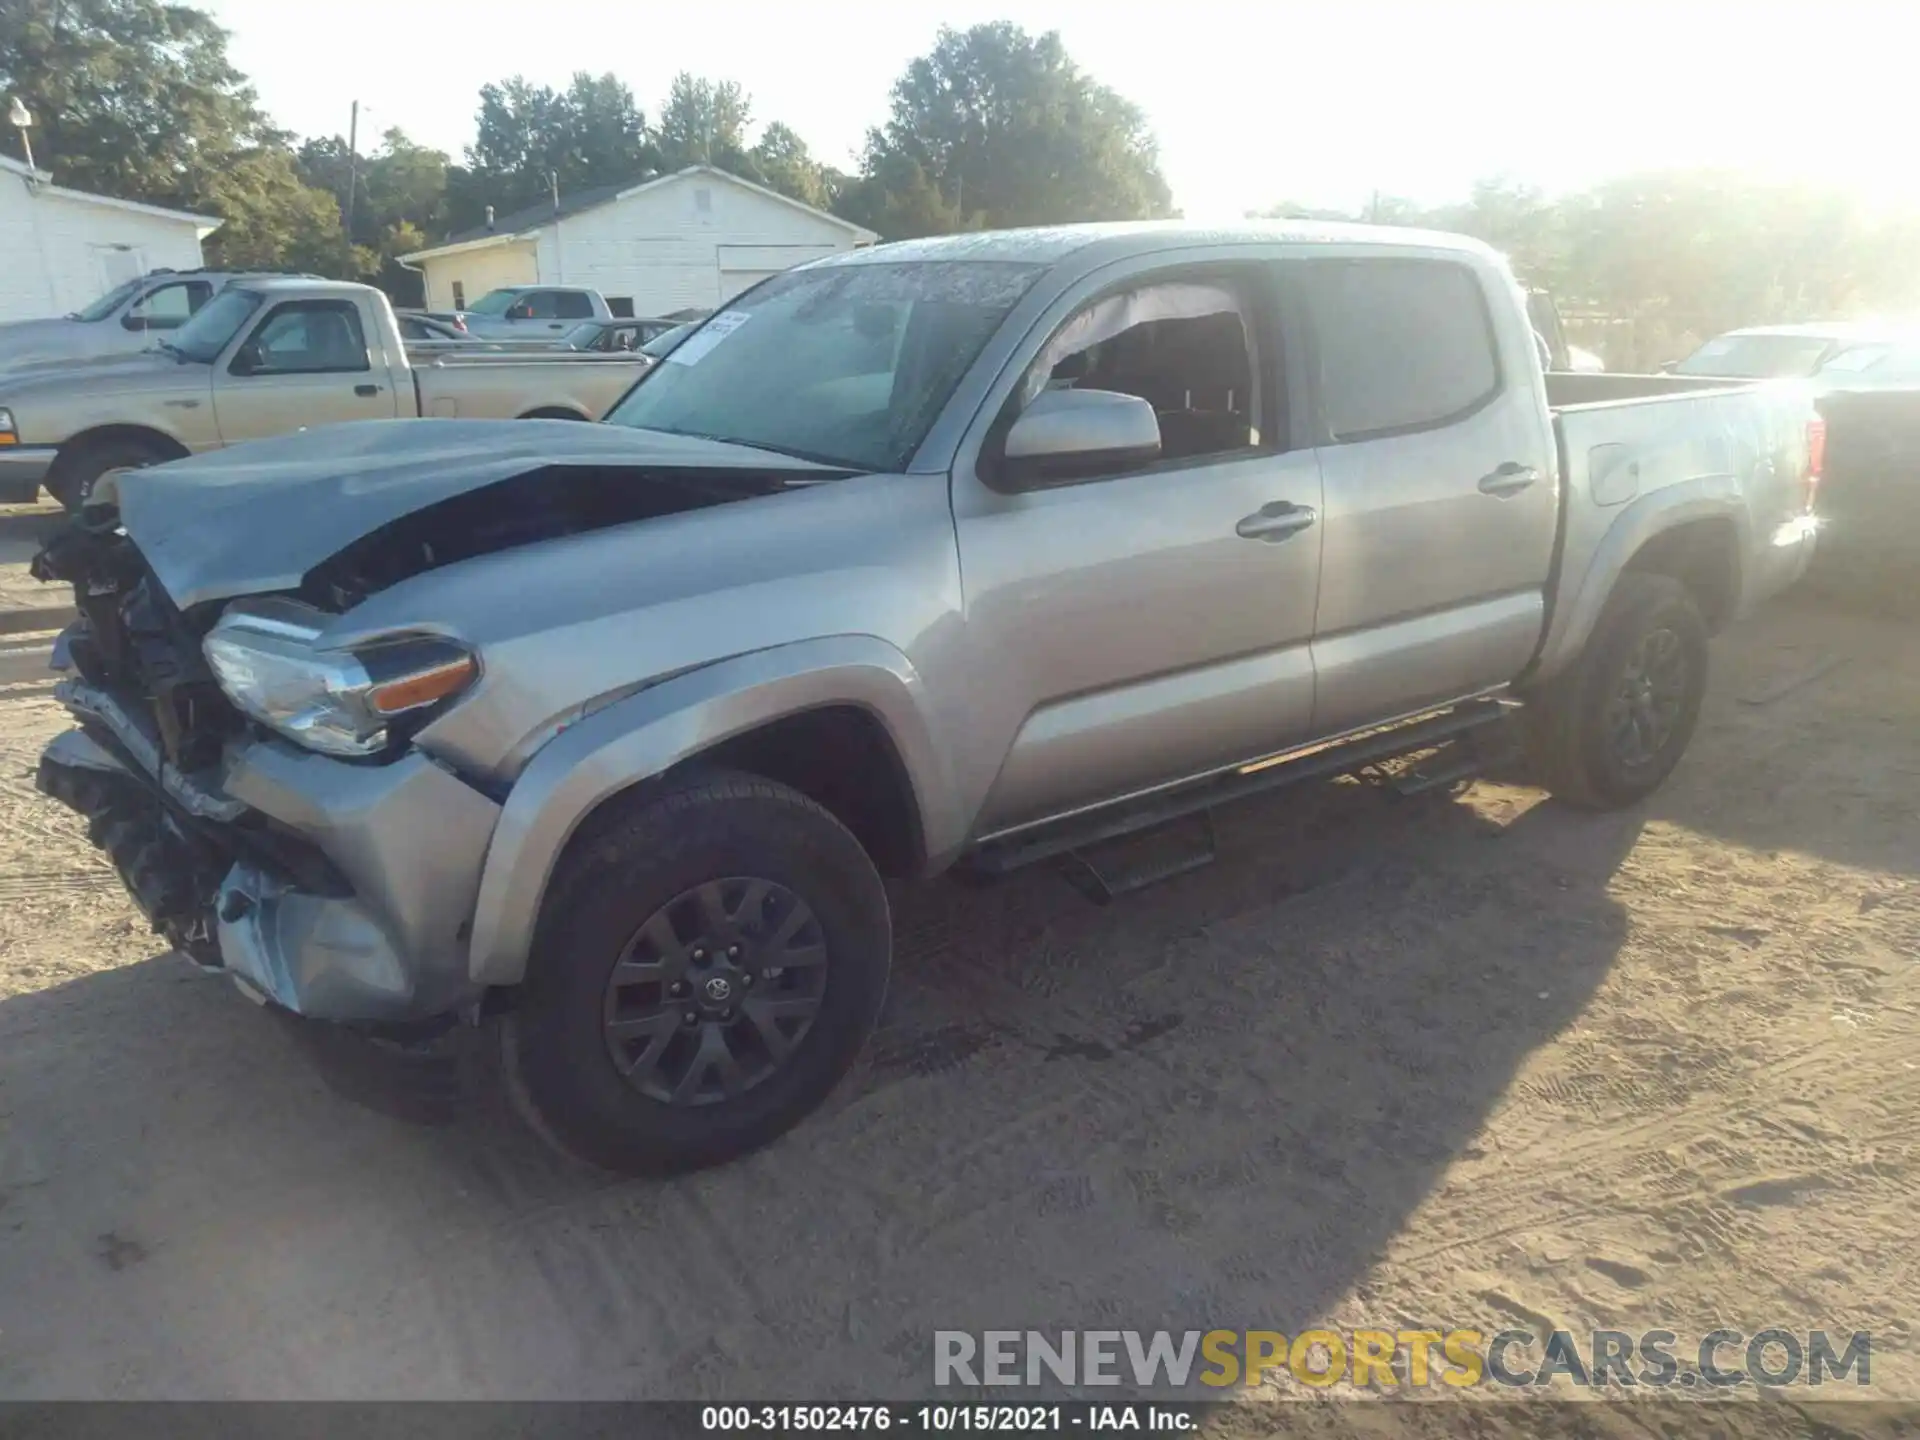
<box><xmin>504</xmin><ymin>770</ymin><xmax>891</xmax><ymax>1174</ymax></box>
<box><xmin>47</xmin><ymin>437</ymin><xmax>170</xmax><ymax>512</ymax></box>
<box><xmin>1523</xmin><ymin>573</ymin><xmax>1709</xmax><ymax>809</ymax></box>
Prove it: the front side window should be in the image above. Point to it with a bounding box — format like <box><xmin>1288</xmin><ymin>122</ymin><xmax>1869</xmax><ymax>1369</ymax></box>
<box><xmin>517</xmin><ymin>292</ymin><xmax>560</xmax><ymax>319</ymax></box>
<box><xmin>237</xmin><ymin>301</ymin><xmax>370</xmax><ymax>375</ymax></box>
<box><xmin>607</xmin><ymin>260</ymin><xmax>1044</xmax><ymax>471</ymax></box>
<box><xmin>1297</xmin><ymin>258</ymin><xmax>1501</xmax><ymax>441</ymax></box>
<box><xmin>1016</xmin><ymin>278</ymin><xmax>1260</xmax><ymax>467</ymax></box>
<box><xmin>127</xmin><ymin>281</ymin><xmax>211</xmax><ymax>331</ymax></box>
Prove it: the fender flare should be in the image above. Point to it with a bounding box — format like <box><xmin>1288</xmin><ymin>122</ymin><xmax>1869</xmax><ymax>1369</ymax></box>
<box><xmin>1529</xmin><ymin>476</ymin><xmax>1751</xmax><ymax>684</ymax></box>
<box><xmin>465</xmin><ymin>633</ymin><xmax>962</xmax><ymax>986</ymax></box>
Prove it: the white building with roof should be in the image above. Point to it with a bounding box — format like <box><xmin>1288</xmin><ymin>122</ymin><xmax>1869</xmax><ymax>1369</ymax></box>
<box><xmin>0</xmin><ymin>153</ymin><xmax>221</xmax><ymax>321</ymax></box>
<box><xmin>400</xmin><ymin>164</ymin><xmax>877</xmax><ymax>319</ymax></box>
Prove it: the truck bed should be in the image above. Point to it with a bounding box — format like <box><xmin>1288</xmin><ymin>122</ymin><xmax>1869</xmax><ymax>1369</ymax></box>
<box><xmin>1545</xmin><ymin>371</ymin><xmax>1753</xmax><ymax>408</ymax></box>
<box><xmin>1536</xmin><ymin>369</ymin><xmax>1818</xmax><ymax>681</ymax></box>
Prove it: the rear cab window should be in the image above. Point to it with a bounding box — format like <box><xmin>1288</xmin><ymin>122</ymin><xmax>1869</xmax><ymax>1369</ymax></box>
<box><xmin>1294</xmin><ymin>258</ymin><xmax>1502</xmax><ymax>442</ymax></box>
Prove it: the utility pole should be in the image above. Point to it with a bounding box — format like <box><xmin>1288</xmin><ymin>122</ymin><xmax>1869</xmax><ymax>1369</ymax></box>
<box><xmin>550</xmin><ymin>171</ymin><xmax>563</xmax><ymax>283</ymax></box>
<box><xmin>343</xmin><ymin>100</ymin><xmax>360</xmax><ymax>242</ymax></box>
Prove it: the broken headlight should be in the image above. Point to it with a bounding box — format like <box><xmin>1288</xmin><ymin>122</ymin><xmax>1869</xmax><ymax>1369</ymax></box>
<box><xmin>203</xmin><ymin>599</ymin><xmax>477</xmax><ymax>759</ymax></box>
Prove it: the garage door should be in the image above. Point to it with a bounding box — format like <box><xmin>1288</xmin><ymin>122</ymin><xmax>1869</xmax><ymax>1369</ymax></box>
<box><xmin>718</xmin><ymin>270</ymin><xmax>783</xmax><ymax>303</ymax></box>
<box><xmin>715</xmin><ymin>244</ymin><xmax>843</xmax><ymax>305</ymax></box>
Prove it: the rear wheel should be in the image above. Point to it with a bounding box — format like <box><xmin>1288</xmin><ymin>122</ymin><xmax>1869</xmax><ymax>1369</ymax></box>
<box><xmin>48</xmin><ymin>436</ymin><xmax>172</xmax><ymax>512</ymax></box>
<box><xmin>1524</xmin><ymin>573</ymin><xmax>1709</xmax><ymax>809</ymax></box>
<box><xmin>504</xmin><ymin>770</ymin><xmax>891</xmax><ymax>1174</ymax></box>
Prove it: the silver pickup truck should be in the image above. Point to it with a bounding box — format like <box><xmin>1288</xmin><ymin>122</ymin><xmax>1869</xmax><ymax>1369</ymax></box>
<box><xmin>0</xmin><ymin>277</ymin><xmax>649</xmax><ymax>508</ymax></box>
<box><xmin>30</xmin><ymin>221</ymin><xmax>1819</xmax><ymax>1174</ymax></box>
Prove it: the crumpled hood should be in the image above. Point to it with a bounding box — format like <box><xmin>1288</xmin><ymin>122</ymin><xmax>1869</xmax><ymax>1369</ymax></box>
<box><xmin>113</xmin><ymin>418</ymin><xmax>837</xmax><ymax>609</ymax></box>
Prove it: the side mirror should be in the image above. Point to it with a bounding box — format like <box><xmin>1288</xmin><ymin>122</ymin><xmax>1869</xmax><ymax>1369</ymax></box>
<box><xmin>230</xmin><ymin>342</ymin><xmax>263</xmax><ymax>376</ymax></box>
<box><xmin>997</xmin><ymin>387</ymin><xmax>1162</xmax><ymax>490</ymax></box>
<box><xmin>122</xmin><ymin>314</ymin><xmax>150</xmax><ymax>333</ymax></box>
<box><xmin>1658</xmin><ymin>360</ymin><xmax>1678</xmax><ymax>374</ymax></box>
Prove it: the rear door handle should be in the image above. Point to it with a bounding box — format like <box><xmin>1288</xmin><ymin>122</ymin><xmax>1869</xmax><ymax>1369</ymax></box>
<box><xmin>354</xmin><ymin>384</ymin><xmax>382</xmax><ymax>397</ymax></box>
<box><xmin>1235</xmin><ymin>501</ymin><xmax>1318</xmax><ymax>542</ymax></box>
<box><xmin>1479</xmin><ymin>461</ymin><xmax>1540</xmax><ymax>497</ymax></box>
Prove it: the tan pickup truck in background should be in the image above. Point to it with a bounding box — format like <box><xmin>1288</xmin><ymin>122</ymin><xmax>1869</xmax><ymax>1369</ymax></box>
<box><xmin>0</xmin><ymin>278</ymin><xmax>651</xmax><ymax>508</ymax></box>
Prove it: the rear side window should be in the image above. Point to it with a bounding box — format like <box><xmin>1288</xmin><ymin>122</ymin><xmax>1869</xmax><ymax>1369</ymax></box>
<box><xmin>1297</xmin><ymin>259</ymin><xmax>1500</xmax><ymax>441</ymax></box>
<box><xmin>553</xmin><ymin>291</ymin><xmax>596</xmax><ymax>320</ymax></box>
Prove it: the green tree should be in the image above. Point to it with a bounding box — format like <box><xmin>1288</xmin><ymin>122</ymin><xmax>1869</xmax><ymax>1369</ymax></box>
<box><xmin>296</xmin><ymin>127</ymin><xmax>447</xmax><ymax>294</ymax></box>
<box><xmin>655</xmin><ymin>72</ymin><xmax>753</xmax><ymax>171</ymax></box>
<box><xmin>847</xmin><ymin>23</ymin><xmax>1172</xmax><ymax>238</ymax></box>
<box><xmin>837</xmin><ymin>153</ymin><xmax>979</xmax><ymax>240</ymax></box>
<box><xmin>203</xmin><ymin>145</ymin><xmax>359</xmax><ymax>275</ymax></box>
<box><xmin>744</xmin><ymin>121</ymin><xmax>848</xmax><ymax>210</ymax></box>
<box><xmin>448</xmin><ymin>71</ymin><xmax>654</xmax><ymax>230</ymax></box>
<box><xmin>0</xmin><ymin>0</ymin><xmax>351</xmax><ymax>274</ymax></box>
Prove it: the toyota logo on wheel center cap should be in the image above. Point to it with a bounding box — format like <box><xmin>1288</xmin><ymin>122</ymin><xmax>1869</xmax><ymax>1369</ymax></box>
<box><xmin>703</xmin><ymin>976</ymin><xmax>733</xmax><ymax>1002</ymax></box>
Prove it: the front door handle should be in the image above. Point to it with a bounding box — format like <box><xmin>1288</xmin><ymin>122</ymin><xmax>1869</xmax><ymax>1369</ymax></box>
<box><xmin>1479</xmin><ymin>461</ymin><xmax>1540</xmax><ymax>497</ymax></box>
<box><xmin>1235</xmin><ymin>500</ymin><xmax>1318</xmax><ymax>542</ymax></box>
<box><xmin>354</xmin><ymin>383</ymin><xmax>382</xmax><ymax>397</ymax></box>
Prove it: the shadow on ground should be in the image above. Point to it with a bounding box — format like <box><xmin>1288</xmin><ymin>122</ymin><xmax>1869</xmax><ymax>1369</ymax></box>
<box><xmin>1631</xmin><ymin>599</ymin><xmax>1920</xmax><ymax>879</ymax></box>
<box><xmin>0</xmin><ymin>766</ymin><xmax>1640</xmax><ymax>1400</ymax></box>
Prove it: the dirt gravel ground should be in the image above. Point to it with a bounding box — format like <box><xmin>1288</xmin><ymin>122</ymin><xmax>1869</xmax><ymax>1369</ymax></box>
<box><xmin>0</xmin><ymin>589</ymin><xmax>1915</xmax><ymax>1424</ymax></box>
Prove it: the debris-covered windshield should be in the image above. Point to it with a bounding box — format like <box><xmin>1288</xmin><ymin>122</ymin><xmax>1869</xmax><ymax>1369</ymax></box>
<box><xmin>605</xmin><ymin>260</ymin><xmax>1046</xmax><ymax>471</ymax></box>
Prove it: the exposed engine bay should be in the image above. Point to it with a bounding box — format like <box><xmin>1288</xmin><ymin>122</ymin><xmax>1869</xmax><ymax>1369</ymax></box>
<box><xmin>31</xmin><ymin>517</ymin><xmax>345</xmax><ymax>959</ymax></box>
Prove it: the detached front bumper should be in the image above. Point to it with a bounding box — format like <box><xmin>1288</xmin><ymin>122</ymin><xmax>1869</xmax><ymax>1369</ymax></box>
<box><xmin>38</xmin><ymin>677</ymin><xmax>504</xmax><ymax>1024</ymax></box>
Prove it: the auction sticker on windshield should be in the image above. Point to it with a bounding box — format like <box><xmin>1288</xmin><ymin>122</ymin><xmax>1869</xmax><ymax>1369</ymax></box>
<box><xmin>666</xmin><ymin>311</ymin><xmax>751</xmax><ymax>366</ymax></box>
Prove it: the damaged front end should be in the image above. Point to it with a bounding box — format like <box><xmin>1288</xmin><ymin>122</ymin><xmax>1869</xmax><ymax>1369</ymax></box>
<box><xmin>31</xmin><ymin>512</ymin><xmax>499</xmax><ymax>1024</ymax></box>
<box><xmin>34</xmin><ymin>516</ymin><xmax>267</xmax><ymax>963</ymax></box>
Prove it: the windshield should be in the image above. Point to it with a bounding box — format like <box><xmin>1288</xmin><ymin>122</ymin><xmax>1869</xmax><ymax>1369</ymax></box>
<box><xmin>169</xmin><ymin>288</ymin><xmax>265</xmax><ymax>363</ymax></box>
<box><xmin>641</xmin><ymin>323</ymin><xmax>693</xmax><ymax>358</ymax></box>
<box><xmin>465</xmin><ymin>289</ymin><xmax>523</xmax><ymax>317</ymax></box>
<box><xmin>1817</xmin><ymin>343</ymin><xmax>1920</xmax><ymax>387</ymax></box>
<box><xmin>606</xmin><ymin>261</ymin><xmax>1044</xmax><ymax>471</ymax></box>
<box><xmin>1674</xmin><ymin>334</ymin><xmax>1837</xmax><ymax>379</ymax></box>
<box><xmin>72</xmin><ymin>277</ymin><xmax>147</xmax><ymax>323</ymax></box>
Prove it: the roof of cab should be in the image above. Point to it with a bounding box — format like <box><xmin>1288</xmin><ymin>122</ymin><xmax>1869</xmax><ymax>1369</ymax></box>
<box><xmin>230</xmin><ymin>277</ymin><xmax>374</xmax><ymax>298</ymax></box>
<box><xmin>806</xmin><ymin>219</ymin><xmax>1501</xmax><ymax>272</ymax></box>
<box><xmin>1717</xmin><ymin>321</ymin><xmax>1910</xmax><ymax>342</ymax></box>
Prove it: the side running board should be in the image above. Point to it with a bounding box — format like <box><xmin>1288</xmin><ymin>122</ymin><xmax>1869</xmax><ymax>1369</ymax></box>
<box><xmin>968</xmin><ymin>698</ymin><xmax>1517</xmax><ymax>898</ymax></box>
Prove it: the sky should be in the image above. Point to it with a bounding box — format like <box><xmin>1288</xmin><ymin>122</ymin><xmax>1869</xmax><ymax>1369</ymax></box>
<box><xmin>203</xmin><ymin>0</ymin><xmax>1917</xmax><ymax>219</ymax></box>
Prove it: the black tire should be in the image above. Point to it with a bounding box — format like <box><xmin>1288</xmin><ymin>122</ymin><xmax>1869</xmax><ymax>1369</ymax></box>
<box><xmin>48</xmin><ymin>437</ymin><xmax>170</xmax><ymax>512</ymax></box>
<box><xmin>504</xmin><ymin>769</ymin><xmax>891</xmax><ymax>1175</ymax></box>
<box><xmin>1524</xmin><ymin>573</ymin><xmax>1709</xmax><ymax>810</ymax></box>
